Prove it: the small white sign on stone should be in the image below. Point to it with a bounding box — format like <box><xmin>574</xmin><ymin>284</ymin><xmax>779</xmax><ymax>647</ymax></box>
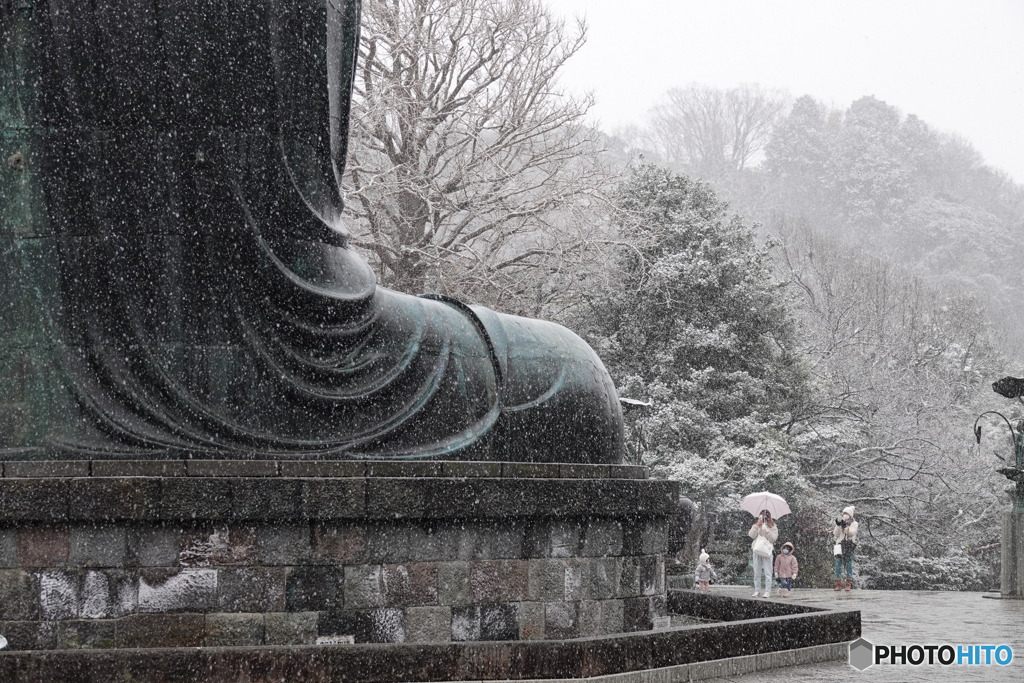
<box><xmin>652</xmin><ymin>616</ymin><xmax>672</xmax><ymax>630</ymax></box>
<box><xmin>316</xmin><ymin>635</ymin><xmax>356</xmax><ymax>645</ymax></box>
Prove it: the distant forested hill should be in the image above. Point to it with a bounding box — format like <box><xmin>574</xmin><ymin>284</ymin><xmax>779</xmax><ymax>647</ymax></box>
<box><xmin>763</xmin><ymin>95</ymin><xmax>1024</xmax><ymax>348</ymax></box>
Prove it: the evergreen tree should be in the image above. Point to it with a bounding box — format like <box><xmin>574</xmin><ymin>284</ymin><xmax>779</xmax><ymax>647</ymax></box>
<box><xmin>579</xmin><ymin>165</ymin><xmax>809</xmax><ymax>507</ymax></box>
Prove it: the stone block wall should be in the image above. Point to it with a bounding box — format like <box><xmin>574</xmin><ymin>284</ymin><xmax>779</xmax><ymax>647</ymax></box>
<box><xmin>0</xmin><ymin>460</ymin><xmax>679</xmax><ymax>650</ymax></box>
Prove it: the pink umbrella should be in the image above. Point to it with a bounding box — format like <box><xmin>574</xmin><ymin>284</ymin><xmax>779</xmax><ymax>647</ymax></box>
<box><xmin>740</xmin><ymin>491</ymin><xmax>791</xmax><ymax>519</ymax></box>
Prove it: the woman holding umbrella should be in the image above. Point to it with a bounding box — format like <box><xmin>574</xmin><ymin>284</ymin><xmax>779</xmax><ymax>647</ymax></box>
<box><xmin>741</xmin><ymin>492</ymin><xmax>789</xmax><ymax>598</ymax></box>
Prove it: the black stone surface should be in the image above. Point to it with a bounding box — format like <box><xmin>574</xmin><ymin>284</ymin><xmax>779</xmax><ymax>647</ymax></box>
<box><xmin>0</xmin><ymin>591</ymin><xmax>860</xmax><ymax>681</ymax></box>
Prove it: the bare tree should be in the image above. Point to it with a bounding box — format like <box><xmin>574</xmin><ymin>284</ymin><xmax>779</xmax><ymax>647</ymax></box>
<box><xmin>648</xmin><ymin>84</ymin><xmax>788</xmax><ymax>178</ymax></box>
<box><xmin>343</xmin><ymin>0</ymin><xmax>616</xmax><ymax>311</ymax></box>
<box><xmin>774</xmin><ymin>220</ymin><xmax>1008</xmax><ymax>557</ymax></box>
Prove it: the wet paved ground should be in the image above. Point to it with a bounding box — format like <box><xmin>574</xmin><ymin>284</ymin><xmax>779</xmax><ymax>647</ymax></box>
<box><xmin>709</xmin><ymin>585</ymin><xmax>1024</xmax><ymax>681</ymax></box>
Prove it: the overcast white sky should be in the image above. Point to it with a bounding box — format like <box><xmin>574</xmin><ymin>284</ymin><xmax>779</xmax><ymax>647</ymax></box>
<box><xmin>545</xmin><ymin>0</ymin><xmax>1024</xmax><ymax>184</ymax></box>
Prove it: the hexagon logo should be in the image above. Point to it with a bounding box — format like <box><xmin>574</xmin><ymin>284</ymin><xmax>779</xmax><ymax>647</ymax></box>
<box><xmin>849</xmin><ymin>637</ymin><xmax>874</xmax><ymax>671</ymax></box>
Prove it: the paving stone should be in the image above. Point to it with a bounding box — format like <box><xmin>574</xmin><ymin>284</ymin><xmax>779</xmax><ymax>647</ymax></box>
<box><xmin>581</xmin><ymin>520</ymin><xmax>624</xmax><ymax>557</ymax></box>
<box><xmin>469</xmin><ymin>559</ymin><xmax>527</xmax><ymax>603</ymax></box>
<box><xmin>78</xmin><ymin>569</ymin><xmax>137</xmax><ymax>619</ymax></box>
<box><xmin>287</xmin><ymin>566</ymin><xmax>345</xmax><ymax>611</ymax></box>
<box><xmin>231</xmin><ymin>479</ymin><xmax>301</xmax><ymax>521</ymax></box>
<box><xmin>452</xmin><ymin>603</ymin><xmax>518</xmax><ymax>642</ymax></box>
<box><xmin>344</xmin><ymin>564</ymin><xmax>383</xmax><ymax>608</ymax></box>
<box><xmin>0</xmin><ymin>620</ymin><xmax>43</xmax><ymax>650</ymax></box>
<box><xmin>578</xmin><ymin>600</ymin><xmax>602</xmax><ymax>637</ymax></box>
<box><xmin>264</xmin><ymin>611</ymin><xmax>318</xmax><ymax>645</ymax></box>
<box><xmin>650</xmin><ymin>593</ymin><xmax>666</xmax><ymax>619</ymax></box>
<box><xmin>382</xmin><ymin>563</ymin><xmax>438</xmax><ymax>607</ymax></box>
<box><xmin>619</xmin><ymin>556</ymin><xmax>643</xmax><ymax>598</ymax></box>
<box><xmin>590</xmin><ymin>557</ymin><xmax>621</xmax><ymax>600</ymax></box>
<box><xmin>472</xmin><ymin>522</ymin><xmax>524</xmax><ymax>559</ymax></box>
<box><xmin>544</xmin><ymin>601</ymin><xmax>580</xmax><ymax>640</ymax></box>
<box><xmin>36</xmin><ymin>569</ymin><xmax>80</xmax><ymax>620</ymax></box>
<box><xmin>559</xmin><ymin>464</ymin><xmax>610</xmax><ymax>479</ymax></box>
<box><xmin>404</xmin><ymin>605</ymin><xmax>452</xmax><ymax>643</ymax></box>
<box><xmin>69</xmin><ymin>526</ymin><xmax>127</xmax><ymax>568</ymax></box>
<box><xmin>470</xmin><ymin>560</ymin><xmax>501</xmax><ymax>603</ymax></box>
<box><xmin>278</xmin><ymin>460</ymin><xmax>365</xmax><ymax>477</ymax></box>
<box><xmin>319</xmin><ymin>607</ymin><xmax>405</xmax><ymax>643</ymax></box>
<box><xmin>363</xmin><ymin>479</ymin><xmax>431</xmax><ymax>519</ymax></box>
<box><xmin>16</xmin><ymin>527</ymin><xmax>69</xmax><ymax>568</ymax></box>
<box><xmin>364</xmin><ymin>461</ymin><xmax>441</xmax><ymax>478</ymax></box>
<box><xmin>0</xmin><ymin>529</ymin><xmax>17</xmax><ymax>568</ymax></box>
<box><xmin>500</xmin><ymin>463</ymin><xmax>561</xmax><ymax>478</ymax></box>
<box><xmin>115</xmin><ymin>613</ymin><xmax>205</xmax><ymax>648</ymax></box>
<box><xmin>204</xmin><ymin>612</ymin><xmax>265</xmax><ymax>646</ymax></box>
<box><xmin>364</xmin><ymin>524</ymin><xmax>419</xmax><ymax>564</ymax></box>
<box><xmin>410</xmin><ymin>523</ymin><xmax>471</xmax><ymax>562</ymax></box>
<box><xmin>67</xmin><ymin>478</ymin><xmax>161</xmax><ymax>522</ymax></box>
<box><xmin>0</xmin><ymin>479</ymin><xmax>69</xmax><ymax>521</ymax></box>
<box><xmin>639</xmin><ymin>555</ymin><xmax>659</xmax><ymax>596</ymax></box>
<box><xmin>564</xmin><ymin>559</ymin><xmax>590</xmax><ymax>601</ymax></box>
<box><xmin>46</xmin><ymin>619</ymin><xmax>117</xmax><ymax>650</ymax></box>
<box><xmin>436</xmin><ymin>561</ymin><xmax>471</xmax><ymax>605</ymax></box>
<box><xmin>180</xmin><ymin>526</ymin><xmax>257</xmax><ymax>567</ymax></box>
<box><xmin>451</xmin><ymin>605</ymin><xmax>481</xmax><ymax>642</ymax></box>
<box><xmin>523</xmin><ymin>520</ymin><xmax>552</xmax><ymax>558</ymax></box>
<box><xmin>313</xmin><ymin>524</ymin><xmax>367</xmax><ymax>564</ymax></box>
<box><xmin>126</xmin><ymin>527</ymin><xmax>181</xmax><ymax>567</ymax></box>
<box><xmin>300</xmin><ymin>478</ymin><xmax>364</xmax><ymax>519</ymax></box>
<box><xmin>710</xmin><ymin>586</ymin><xmax>1007</xmax><ymax>682</ymax></box>
<box><xmin>481</xmin><ymin>602</ymin><xmax>519</xmax><ymax>641</ymax></box>
<box><xmin>258</xmin><ymin>524</ymin><xmax>311</xmax><ymax>565</ymax></box>
<box><xmin>519</xmin><ymin>601</ymin><xmax>546</xmax><ymax>640</ymax></box>
<box><xmin>186</xmin><ymin>460</ymin><xmax>278</xmax><ymax>477</ymax></box>
<box><xmin>159</xmin><ymin>478</ymin><xmax>232</xmax><ymax>521</ymax></box>
<box><xmin>528</xmin><ymin>559</ymin><xmax>566</xmax><ymax>601</ymax></box>
<box><xmin>612</xmin><ymin>465</ymin><xmax>649</xmax><ymax>480</ymax></box>
<box><xmin>4</xmin><ymin>461</ymin><xmax>89</xmax><ymax>477</ymax></box>
<box><xmin>501</xmin><ymin>560</ymin><xmax>529</xmax><ymax>601</ymax></box>
<box><xmin>91</xmin><ymin>460</ymin><xmax>187</xmax><ymax>477</ymax></box>
<box><xmin>549</xmin><ymin>521</ymin><xmax>581</xmax><ymax>558</ymax></box>
<box><xmin>623</xmin><ymin>595</ymin><xmax>653</xmax><ymax>632</ymax></box>
<box><xmin>137</xmin><ymin>567</ymin><xmax>217</xmax><ymax>613</ymax></box>
<box><xmin>0</xmin><ymin>569</ymin><xmax>37</xmax><ymax>620</ymax></box>
<box><xmin>600</xmin><ymin>599</ymin><xmax>624</xmax><ymax>635</ymax></box>
<box><xmin>440</xmin><ymin>462</ymin><xmax>502</xmax><ymax>478</ymax></box>
<box><xmin>217</xmin><ymin>566</ymin><xmax>287</xmax><ymax>612</ymax></box>
<box><xmin>424</xmin><ymin>523</ymin><xmax>477</xmax><ymax>562</ymax></box>
<box><xmin>623</xmin><ymin>519</ymin><xmax>669</xmax><ymax>556</ymax></box>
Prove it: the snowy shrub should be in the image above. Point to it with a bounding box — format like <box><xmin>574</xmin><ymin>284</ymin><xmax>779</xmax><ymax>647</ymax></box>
<box><xmin>859</xmin><ymin>551</ymin><xmax>995</xmax><ymax>591</ymax></box>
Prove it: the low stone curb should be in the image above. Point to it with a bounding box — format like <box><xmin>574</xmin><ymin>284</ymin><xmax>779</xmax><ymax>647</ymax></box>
<box><xmin>0</xmin><ymin>459</ymin><xmax>649</xmax><ymax>481</ymax></box>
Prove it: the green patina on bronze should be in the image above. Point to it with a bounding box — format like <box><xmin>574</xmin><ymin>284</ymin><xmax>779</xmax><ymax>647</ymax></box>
<box><xmin>2</xmin><ymin>3</ymin><xmax>65</xmax><ymax>452</ymax></box>
<box><xmin>0</xmin><ymin>0</ymin><xmax>624</xmax><ymax>463</ymax></box>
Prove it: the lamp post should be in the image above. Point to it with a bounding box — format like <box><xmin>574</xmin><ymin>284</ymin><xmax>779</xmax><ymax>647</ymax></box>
<box><xmin>973</xmin><ymin>410</ymin><xmax>1024</xmax><ymax>512</ymax></box>
<box><xmin>976</xmin><ymin>375</ymin><xmax>1024</xmax><ymax>598</ymax></box>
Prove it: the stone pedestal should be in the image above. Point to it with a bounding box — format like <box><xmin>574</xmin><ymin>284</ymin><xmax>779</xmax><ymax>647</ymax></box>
<box><xmin>0</xmin><ymin>458</ymin><xmax>677</xmax><ymax>650</ymax></box>
<box><xmin>1000</xmin><ymin>510</ymin><xmax>1024</xmax><ymax>599</ymax></box>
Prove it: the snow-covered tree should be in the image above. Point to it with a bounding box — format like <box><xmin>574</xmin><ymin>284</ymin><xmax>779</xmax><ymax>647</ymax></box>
<box><xmin>578</xmin><ymin>165</ymin><xmax>810</xmax><ymax>507</ymax></box>
<box><xmin>343</xmin><ymin>0</ymin><xmax>615</xmax><ymax>312</ymax></box>
<box><xmin>775</xmin><ymin>222</ymin><xmax>1009</xmax><ymax>565</ymax></box>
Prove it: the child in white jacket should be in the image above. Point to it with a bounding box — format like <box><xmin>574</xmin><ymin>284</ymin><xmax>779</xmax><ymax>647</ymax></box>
<box><xmin>694</xmin><ymin>549</ymin><xmax>717</xmax><ymax>591</ymax></box>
